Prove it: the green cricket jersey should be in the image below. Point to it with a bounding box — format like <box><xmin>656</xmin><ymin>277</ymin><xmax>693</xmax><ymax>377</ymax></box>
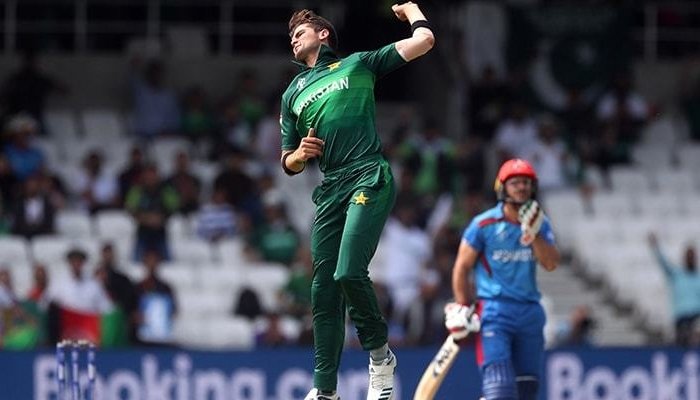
<box><xmin>280</xmin><ymin>44</ymin><xmax>407</xmax><ymax>173</ymax></box>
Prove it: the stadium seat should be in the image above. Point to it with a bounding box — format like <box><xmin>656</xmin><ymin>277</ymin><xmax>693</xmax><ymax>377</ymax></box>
<box><xmin>55</xmin><ymin>210</ymin><xmax>93</xmax><ymax>239</ymax></box>
<box><xmin>243</xmin><ymin>263</ymin><xmax>291</xmax><ymax>312</ymax></box>
<box><xmin>94</xmin><ymin>210</ymin><xmax>136</xmax><ymax>240</ymax></box>
<box><xmin>677</xmin><ymin>143</ymin><xmax>700</xmax><ymax>171</ymax></box>
<box><xmin>166</xmin><ymin>215</ymin><xmax>192</xmax><ymax>242</ymax></box>
<box><xmin>177</xmin><ymin>288</ymin><xmax>234</xmax><ymax>317</ymax></box>
<box><xmin>33</xmin><ymin>137</ymin><xmax>63</xmax><ymax>169</ymax></box>
<box><xmin>591</xmin><ymin>192</ymin><xmax>636</xmax><ymax>218</ymax></box>
<box><xmin>636</xmin><ymin>193</ymin><xmax>686</xmax><ymax>219</ymax></box>
<box><xmin>81</xmin><ymin>108</ymin><xmax>126</xmax><ymax>139</ymax></box>
<box><xmin>149</xmin><ymin>137</ymin><xmax>189</xmax><ymax>176</ymax></box>
<box><xmin>44</xmin><ymin>109</ymin><xmax>80</xmax><ymax>140</ymax></box>
<box><xmin>215</xmin><ymin>238</ymin><xmax>248</xmax><ymax>268</ymax></box>
<box><xmin>158</xmin><ymin>263</ymin><xmax>199</xmax><ymax>290</ymax></box>
<box><xmin>170</xmin><ymin>238</ymin><xmax>213</xmax><ymax>265</ymax></box>
<box><xmin>204</xmin><ymin>317</ymin><xmax>255</xmax><ymax>349</ymax></box>
<box><xmin>631</xmin><ymin>144</ymin><xmax>674</xmax><ymax>171</ymax></box>
<box><xmin>31</xmin><ymin>235</ymin><xmax>100</xmax><ymax>268</ymax></box>
<box><xmin>609</xmin><ymin>166</ymin><xmax>651</xmax><ymax>194</ymax></box>
<box><xmin>0</xmin><ymin>236</ymin><xmax>31</xmax><ymax>266</ymax></box>
<box><xmin>653</xmin><ymin>169</ymin><xmax>697</xmax><ymax>194</ymax></box>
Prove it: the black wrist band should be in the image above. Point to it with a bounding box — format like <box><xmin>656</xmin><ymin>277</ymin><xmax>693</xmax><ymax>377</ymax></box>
<box><xmin>281</xmin><ymin>152</ymin><xmax>304</xmax><ymax>176</ymax></box>
<box><xmin>410</xmin><ymin>20</ymin><xmax>432</xmax><ymax>34</ymax></box>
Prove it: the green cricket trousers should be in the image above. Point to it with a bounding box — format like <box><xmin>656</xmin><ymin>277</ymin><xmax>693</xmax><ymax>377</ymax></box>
<box><xmin>309</xmin><ymin>154</ymin><xmax>396</xmax><ymax>391</ymax></box>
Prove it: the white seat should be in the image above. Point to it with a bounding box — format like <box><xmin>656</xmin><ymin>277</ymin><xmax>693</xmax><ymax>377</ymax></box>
<box><xmin>609</xmin><ymin>166</ymin><xmax>651</xmax><ymax>194</ymax></box>
<box><xmin>44</xmin><ymin>109</ymin><xmax>80</xmax><ymax>140</ymax></box>
<box><xmin>204</xmin><ymin>317</ymin><xmax>254</xmax><ymax>349</ymax></box>
<box><xmin>33</xmin><ymin>138</ymin><xmax>62</xmax><ymax>169</ymax></box>
<box><xmin>199</xmin><ymin>266</ymin><xmax>246</xmax><ymax>292</ymax></box>
<box><xmin>166</xmin><ymin>215</ymin><xmax>192</xmax><ymax>241</ymax></box>
<box><xmin>177</xmin><ymin>288</ymin><xmax>233</xmax><ymax>317</ymax></box>
<box><xmin>149</xmin><ymin>138</ymin><xmax>189</xmax><ymax>176</ymax></box>
<box><xmin>677</xmin><ymin>144</ymin><xmax>700</xmax><ymax>170</ymax></box>
<box><xmin>0</xmin><ymin>236</ymin><xmax>30</xmax><ymax>266</ymax></box>
<box><xmin>631</xmin><ymin>144</ymin><xmax>674</xmax><ymax>171</ymax></box>
<box><xmin>243</xmin><ymin>263</ymin><xmax>291</xmax><ymax>311</ymax></box>
<box><xmin>170</xmin><ymin>238</ymin><xmax>213</xmax><ymax>265</ymax></box>
<box><xmin>81</xmin><ymin>108</ymin><xmax>126</xmax><ymax>139</ymax></box>
<box><xmin>653</xmin><ymin>169</ymin><xmax>697</xmax><ymax>194</ymax></box>
<box><xmin>31</xmin><ymin>235</ymin><xmax>100</xmax><ymax>265</ymax></box>
<box><xmin>215</xmin><ymin>238</ymin><xmax>248</xmax><ymax>268</ymax></box>
<box><xmin>56</xmin><ymin>210</ymin><xmax>93</xmax><ymax>239</ymax></box>
<box><xmin>94</xmin><ymin>210</ymin><xmax>136</xmax><ymax>240</ymax></box>
<box><xmin>591</xmin><ymin>192</ymin><xmax>636</xmax><ymax>218</ymax></box>
<box><xmin>158</xmin><ymin>263</ymin><xmax>198</xmax><ymax>290</ymax></box>
<box><xmin>636</xmin><ymin>193</ymin><xmax>685</xmax><ymax>219</ymax></box>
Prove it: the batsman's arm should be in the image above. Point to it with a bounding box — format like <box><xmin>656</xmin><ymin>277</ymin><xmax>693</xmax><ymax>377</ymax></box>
<box><xmin>391</xmin><ymin>2</ymin><xmax>435</xmax><ymax>61</ymax></box>
<box><xmin>451</xmin><ymin>239</ymin><xmax>478</xmax><ymax>305</ymax></box>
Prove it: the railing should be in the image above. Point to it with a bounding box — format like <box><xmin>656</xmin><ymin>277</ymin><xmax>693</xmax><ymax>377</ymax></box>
<box><xmin>635</xmin><ymin>1</ymin><xmax>700</xmax><ymax>61</ymax></box>
<box><xmin>0</xmin><ymin>0</ymin><xmax>326</xmax><ymax>54</ymax></box>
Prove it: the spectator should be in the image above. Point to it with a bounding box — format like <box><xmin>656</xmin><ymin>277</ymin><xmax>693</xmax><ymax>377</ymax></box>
<box><xmin>554</xmin><ymin>305</ymin><xmax>596</xmax><ymax>347</ymax></box>
<box><xmin>0</xmin><ymin>50</ymin><xmax>68</xmax><ymax>130</ymax></box>
<box><xmin>195</xmin><ymin>187</ymin><xmax>238</xmax><ymax>243</ymax></box>
<box><xmin>74</xmin><ymin>150</ymin><xmax>119</xmax><ymax>213</ymax></box>
<box><xmin>378</xmin><ymin>196</ymin><xmax>435</xmax><ymax>334</ymax></box>
<box><xmin>25</xmin><ymin>263</ymin><xmax>49</xmax><ymax>307</ymax></box>
<box><xmin>493</xmin><ymin>100</ymin><xmax>537</xmax><ymax>163</ymax></box>
<box><xmin>0</xmin><ymin>267</ymin><xmax>39</xmax><ymax>349</ymax></box>
<box><xmin>48</xmin><ymin>248</ymin><xmax>114</xmax><ymax>314</ymax></box>
<box><xmin>648</xmin><ymin>233</ymin><xmax>700</xmax><ymax>346</ymax></box>
<box><xmin>236</xmin><ymin>70</ymin><xmax>265</xmax><ymax>129</ymax></box>
<box><xmin>125</xmin><ymin>163</ymin><xmax>179</xmax><ymax>261</ymax></box>
<box><xmin>131</xmin><ymin>59</ymin><xmax>180</xmax><ymax>139</ymax></box>
<box><xmin>396</xmin><ymin>118</ymin><xmax>457</xmax><ymax>197</ymax></box>
<box><xmin>468</xmin><ymin>65</ymin><xmax>509</xmax><ymax>141</ymax></box>
<box><xmin>213</xmin><ymin>149</ymin><xmax>260</xmax><ymax>222</ymax></box>
<box><xmin>180</xmin><ymin>86</ymin><xmax>216</xmax><ymax>148</ymax></box>
<box><xmin>254</xmin><ymin>99</ymin><xmax>282</xmax><ymax>167</ymax></box>
<box><xmin>118</xmin><ymin>146</ymin><xmax>145</xmax><ymax>205</ymax></box>
<box><xmin>596</xmin><ymin>70</ymin><xmax>649</xmax><ymax>145</ymax></box>
<box><xmin>522</xmin><ymin>114</ymin><xmax>573</xmax><ymax>194</ymax></box>
<box><xmin>11</xmin><ymin>175</ymin><xmax>55</xmax><ymax>239</ymax></box>
<box><xmin>164</xmin><ymin>151</ymin><xmax>201</xmax><ymax>215</ymax></box>
<box><xmin>255</xmin><ymin>312</ymin><xmax>294</xmax><ymax>348</ymax></box>
<box><xmin>0</xmin><ymin>155</ymin><xmax>18</xmax><ymax>216</ymax></box>
<box><xmin>96</xmin><ymin>243</ymin><xmax>139</xmax><ymax>343</ymax></box>
<box><xmin>279</xmin><ymin>247</ymin><xmax>313</xmax><ymax>319</ymax></box>
<box><xmin>135</xmin><ymin>249</ymin><xmax>177</xmax><ymax>346</ymax></box>
<box><xmin>218</xmin><ymin>98</ymin><xmax>252</xmax><ymax>155</ymax></box>
<box><xmin>3</xmin><ymin>113</ymin><xmax>45</xmax><ymax>181</ymax></box>
<box><xmin>246</xmin><ymin>191</ymin><xmax>300</xmax><ymax>266</ymax></box>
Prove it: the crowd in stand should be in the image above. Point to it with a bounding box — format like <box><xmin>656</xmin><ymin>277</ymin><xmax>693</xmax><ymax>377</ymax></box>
<box><xmin>2</xmin><ymin>45</ymin><xmax>700</xmax><ymax>350</ymax></box>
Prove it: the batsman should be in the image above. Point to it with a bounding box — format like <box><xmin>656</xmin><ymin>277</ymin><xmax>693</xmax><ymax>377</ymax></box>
<box><xmin>446</xmin><ymin>159</ymin><xmax>560</xmax><ymax>400</ymax></box>
<box><xmin>279</xmin><ymin>2</ymin><xmax>434</xmax><ymax>400</ymax></box>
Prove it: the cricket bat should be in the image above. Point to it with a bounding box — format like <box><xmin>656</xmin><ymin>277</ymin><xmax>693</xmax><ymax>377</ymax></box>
<box><xmin>412</xmin><ymin>334</ymin><xmax>462</xmax><ymax>400</ymax></box>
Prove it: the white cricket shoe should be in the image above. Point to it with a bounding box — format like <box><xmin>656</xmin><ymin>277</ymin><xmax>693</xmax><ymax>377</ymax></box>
<box><xmin>367</xmin><ymin>350</ymin><xmax>397</xmax><ymax>400</ymax></box>
<box><xmin>304</xmin><ymin>388</ymin><xmax>340</xmax><ymax>400</ymax></box>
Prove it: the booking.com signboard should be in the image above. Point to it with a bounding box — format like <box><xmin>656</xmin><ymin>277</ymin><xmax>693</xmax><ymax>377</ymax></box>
<box><xmin>0</xmin><ymin>347</ymin><xmax>699</xmax><ymax>399</ymax></box>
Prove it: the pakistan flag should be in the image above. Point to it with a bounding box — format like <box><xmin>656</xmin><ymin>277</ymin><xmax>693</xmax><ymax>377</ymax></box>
<box><xmin>507</xmin><ymin>5</ymin><xmax>633</xmax><ymax>110</ymax></box>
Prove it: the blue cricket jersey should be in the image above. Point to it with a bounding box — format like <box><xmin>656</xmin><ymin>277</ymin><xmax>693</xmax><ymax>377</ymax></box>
<box><xmin>462</xmin><ymin>203</ymin><xmax>556</xmax><ymax>303</ymax></box>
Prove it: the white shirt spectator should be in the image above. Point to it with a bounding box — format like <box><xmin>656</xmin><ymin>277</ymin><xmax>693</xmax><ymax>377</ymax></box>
<box><xmin>48</xmin><ymin>273</ymin><xmax>114</xmax><ymax>314</ymax></box>
<box><xmin>523</xmin><ymin>139</ymin><xmax>568</xmax><ymax>191</ymax></box>
<box><xmin>380</xmin><ymin>217</ymin><xmax>434</xmax><ymax>320</ymax></box>
<box><xmin>73</xmin><ymin>169</ymin><xmax>119</xmax><ymax>209</ymax></box>
<box><xmin>494</xmin><ymin>118</ymin><xmax>538</xmax><ymax>159</ymax></box>
<box><xmin>596</xmin><ymin>92</ymin><xmax>648</xmax><ymax>121</ymax></box>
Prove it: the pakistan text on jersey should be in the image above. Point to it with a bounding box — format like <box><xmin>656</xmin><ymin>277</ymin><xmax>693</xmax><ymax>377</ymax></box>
<box><xmin>491</xmin><ymin>248</ymin><xmax>534</xmax><ymax>263</ymax></box>
<box><xmin>295</xmin><ymin>77</ymin><xmax>349</xmax><ymax>115</ymax></box>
